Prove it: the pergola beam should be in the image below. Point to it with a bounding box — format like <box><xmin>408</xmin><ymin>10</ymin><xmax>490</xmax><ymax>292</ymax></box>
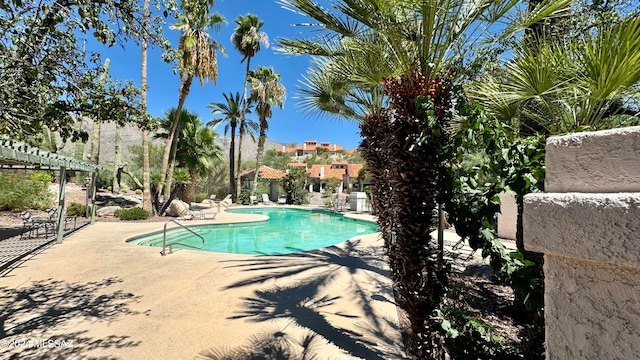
<box><xmin>0</xmin><ymin>139</ymin><xmax>101</xmax><ymax>243</ymax></box>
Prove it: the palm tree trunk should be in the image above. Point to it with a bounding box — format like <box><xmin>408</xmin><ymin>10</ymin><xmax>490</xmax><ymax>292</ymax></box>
<box><xmin>251</xmin><ymin>116</ymin><xmax>267</xmax><ymax>196</ymax></box>
<box><xmin>185</xmin><ymin>167</ymin><xmax>197</xmax><ymax>203</ymax></box>
<box><xmin>164</xmin><ymin>121</ymin><xmax>181</xmax><ymax>201</ymax></box>
<box><xmin>141</xmin><ymin>0</ymin><xmax>153</xmax><ymax>213</ymax></box>
<box><xmin>229</xmin><ymin>125</ymin><xmax>236</xmax><ymax>197</ymax></box>
<box><xmin>112</xmin><ymin>123</ymin><xmax>122</xmax><ymax>192</ymax></box>
<box><xmin>157</xmin><ymin>75</ymin><xmax>193</xmax><ymax>207</ymax></box>
<box><xmin>236</xmin><ymin>58</ymin><xmax>252</xmax><ymax>201</ymax></box>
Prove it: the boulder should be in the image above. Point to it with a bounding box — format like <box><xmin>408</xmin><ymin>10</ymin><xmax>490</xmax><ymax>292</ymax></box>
<box><xmin>97</xmin><ymin>206</ymin><xmax>122</xmax><ymax>217</ymax></box>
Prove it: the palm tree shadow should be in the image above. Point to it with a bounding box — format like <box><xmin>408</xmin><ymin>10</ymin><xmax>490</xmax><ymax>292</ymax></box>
<box><xmin>0</xmin><ymin>277</ymin><xmax>145</xmax><ymax>359</ymax></box>
<box><xmin>208</xmin><ymin>238</ymin><xmax>403</xmax><ymax>359</ymax></box>
<box><xmin>196</xmin><ymin>325</ymin><xmax>325</xmax><ymax>360</ymax></box>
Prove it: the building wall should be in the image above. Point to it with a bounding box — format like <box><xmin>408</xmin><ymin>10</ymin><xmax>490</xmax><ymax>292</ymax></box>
<box><xmin>523</xmin><ymin>126</ymin><xmax>640</xmax><ymax>360</ymax></box>
<box><xmin>497</xmin><ymin>191</ymin><xmax>517</xmax><ymax>240</ymax></box>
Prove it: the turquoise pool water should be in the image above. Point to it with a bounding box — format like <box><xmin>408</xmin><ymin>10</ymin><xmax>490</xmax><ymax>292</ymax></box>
<box><xmin>127</xmin><ymin>208</ymin><xmax>379</xmax><ymax>255</ymax></box>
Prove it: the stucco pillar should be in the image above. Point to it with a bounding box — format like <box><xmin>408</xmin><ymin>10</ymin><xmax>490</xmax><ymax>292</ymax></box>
<box><xmin>523</xmin><ymin>126</ymin><xmax>640</xmax><ymax>360</ymax></box>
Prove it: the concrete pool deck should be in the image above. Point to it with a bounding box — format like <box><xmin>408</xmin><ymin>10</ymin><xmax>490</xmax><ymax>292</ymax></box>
<box><xmin>0</xmin><ymin>207</ymin><xmax>406</xmax><ymax>359</ymax></box>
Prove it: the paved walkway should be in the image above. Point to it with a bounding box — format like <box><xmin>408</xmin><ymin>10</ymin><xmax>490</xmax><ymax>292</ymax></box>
<box><xmin>0</xmin><ymin>208</ymin><xmax>404</xmax><ymax>359</ymax></box>
<box><xmin>0</xmin><ymin>206</ymin><xmax>494</xmax><ymax>359</ymax></box>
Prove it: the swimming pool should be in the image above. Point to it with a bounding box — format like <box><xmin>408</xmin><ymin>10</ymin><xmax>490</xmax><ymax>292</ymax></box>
<box><xmin>127</xmin><ymin>208</ymin><xmax>379</xmax><ymax>255</ymax></box>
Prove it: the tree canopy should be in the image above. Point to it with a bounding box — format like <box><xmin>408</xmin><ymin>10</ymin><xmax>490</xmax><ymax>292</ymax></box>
<box><xmin>0</xmin><ymin>0</ymin><xmax>171</xmax><ymax>143</ymax></box>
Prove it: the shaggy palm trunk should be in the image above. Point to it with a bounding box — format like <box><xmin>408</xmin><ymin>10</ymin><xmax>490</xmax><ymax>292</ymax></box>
<box><xmin>157</xmin><ymin>75</ymin><xmax>193</xmax><ymax>208</ymax></box>
<box><xmin>235</xmin><ymin>58</ymin><xmax>252</xmax><ymax>201</ymax></box>
<box><xmin>184</xmin><ymin>168</ymin><xmax>197</xmax><ymax>203</ymax></box>
<box><xmin>359</xmin><ymin>70</ymin><xmax>452</xmax><ymax>359</ymax></box>
<box><xmin>251</xmin><ymin>116</ymin><xmax>267</xmax><ymax>196</ymax></box>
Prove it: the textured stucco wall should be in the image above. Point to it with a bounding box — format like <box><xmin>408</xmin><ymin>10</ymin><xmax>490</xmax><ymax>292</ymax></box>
<box><xmin>544</xmin><ymin>256</ymin><xmax>640</xmax><ymax>360</ymax></box>
<box><xmin>524</xmin><ymin>193</ymin><xmax>640</xmax><ymax>268</ymax></box>
<box><xmin>545</xmin><ymin>126</ymin><xmax>640</xmax><ymax>192</ymax></box>
<box><xmin>524</xmin><ymin>126</ymin><xmax>640</xmax><ymax>360</ymax></box>
<box><xmin>497</xmin><ymin>191</ymin><xmax>517</xmax><ymax>240</ymax></box>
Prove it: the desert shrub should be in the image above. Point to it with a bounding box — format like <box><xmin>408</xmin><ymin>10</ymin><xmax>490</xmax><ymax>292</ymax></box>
<box><xmin>97</xmin><ymin>169</ymin><xmax>114</xmax><ymax>189</ymax></box>
<box><xmin>121</xmin><ymin>188</ymin><xmax>128</xmax><ymax>193</ymax></box>
<box><xmin>281</xmin><ymin>168</ymin><xmax>309</xmax><ymax>205</ymax></box>
<box><xmin>238</xmin><ymin>187</ymin><xmax>251</xmax><ymax>205</ymax></box>
<box><xmin>135</xmin><ymin>189</ymin><xmax>142</xmax><ymax>195</ymax></box>
<box><xmin>324</xmin><ymin>178</ymin><xmax>341</xmax><ymax>194</ymax></box>
<box><xmin>194</xmin><ymin>192</ymin><xmax>208</xmax><ymax>203</ymax></box>
<box><xmin>114</xmin><ymin>207</ymin><xmax>149</xmax><ymax>220</ymax></box>
<box><xmin>32</xmin><ymin>172</ymin><xmax>53</xmax><ymax>183</ymax></box>
<box><xmin>0</xmin><ymin>171</ymin><xmax>53</xmax><ymax>210</ymax></box>
<box><xmin>104</xmin><ymin>201</ymin><xmax>119</xmax><ymax>207</ymax></box>
<box><xmin>66</xmin><ymin>202</ymin><xmax>87</xmax><ymax>217</ymax></box>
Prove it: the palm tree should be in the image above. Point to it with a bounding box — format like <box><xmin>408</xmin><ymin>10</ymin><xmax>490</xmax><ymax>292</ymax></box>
<box><xmin>157</xmin><ymin>108</ymin><xmax>223</xmax><ymax>203</ymax></box>
<box><xmin>278</xmin><ymin>1</ymin><xmax>572</xmax><ymax>358</ymax></box>
<box><xmin>248</xmin><ymin>66</ymin><xmax>286</xmax><ymax>197</ymax></box>
<box><xmin>140</xmin><ymin>0</ymin><xmax>153</xmax><ymax>213</ymax></box>
<box><xmin>231</xmin><ymin>13</ymin><xmax>268</xmax><ymax>201</ymax></box>
<box><xmin>157</xmin><ymin>0</ymin><xmax>225</xmax><ymax>210</ymax></box>
<box><xmin>208</xmin><ymin>92</ymin><xmax>259</xmax><ymax>201</ymax></box>
<box><xmin>471</xmin><ymin>16</ymin><xmax>640</xmax><ymax>136</ymax></box>
<box><xmin>208</xmin><ymin>92</ymin><xmax>242</xmax><ymax>200</ymax></box>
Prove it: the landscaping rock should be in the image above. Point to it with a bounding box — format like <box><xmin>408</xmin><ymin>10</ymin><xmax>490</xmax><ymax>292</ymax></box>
<box><xmin>96</xmin><ymin>206</ymin><xmax>122</xmax><ymax>216</ymax></box>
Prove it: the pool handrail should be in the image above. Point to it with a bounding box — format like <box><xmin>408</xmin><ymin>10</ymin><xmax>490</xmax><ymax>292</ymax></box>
<box><xmin>161</xmin><ymin>219</ymin><xmax>205</xmax><ymax>256</ymax></box>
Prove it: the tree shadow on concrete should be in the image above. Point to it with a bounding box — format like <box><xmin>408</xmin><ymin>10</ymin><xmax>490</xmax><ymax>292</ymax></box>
<box><xmin>202</xmin><ymin>238</ymin><xmax>403</xmax><ymax>359</ymax></box>
<box><xmin>196</xmin><ymin>325</ymin><xmax>325</xmax><ymax>360</ymax></box>
<box><xmin>0</xmin><ymin>277</ymin><xmax>144</xmax><ymax>359</ymax></box>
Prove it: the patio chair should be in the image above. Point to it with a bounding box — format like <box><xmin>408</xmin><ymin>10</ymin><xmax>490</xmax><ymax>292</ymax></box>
<box><xmin>20</xmin><ymin>211</ymin><xmax>44</xmax><ymax>239</ymax></box>
<box><xmin>261</xmin><ymin>194</ymin><xmax>274</xmax><ymax>205</ymax></box>
<box><xmin>176</xmin><ymin>200</ymin><xmax>217</xmax><ymax>221</ymax></box>
<box><xmin>214</xmin><ymin>194</ymin><xmax>232</xmax><ymax>212</ymax></box>
<box><xmin>46</xmin><ymin>208</ymin><xmax>77</xmax><ymax>231</ymax></box>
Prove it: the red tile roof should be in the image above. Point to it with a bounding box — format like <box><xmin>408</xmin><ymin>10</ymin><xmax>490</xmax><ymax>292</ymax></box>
<box><xmin>239</xmin><ymin>165</ymin><xmax>286</xmax><ymax>180</ymax></box>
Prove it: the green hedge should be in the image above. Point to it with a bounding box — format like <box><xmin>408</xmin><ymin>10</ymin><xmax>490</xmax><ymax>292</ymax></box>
<box><xmin>195</xmin><ymin>192</ymin><xmax>208</xmax><ymax>203</ymax></box>
<box><xmin>0</xmin><ymin>171</ymin><xmax>54</xmax><ymax>210</ymax></box>
<box><xmin>66</xmin><ymin>202</ymin><xmax>87</xmax><ymax>217</ymax></box>
<box><xmin>114</xmin><ymin>207</ymin><xmax>149</xmax><ymax>220</ymax></box>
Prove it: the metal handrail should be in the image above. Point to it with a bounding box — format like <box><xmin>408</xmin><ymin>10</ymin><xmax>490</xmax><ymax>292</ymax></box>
<box><xmin>161</xmin><ymin>219</ymin><xmax>205</xmax><ymax>256</ymax></box>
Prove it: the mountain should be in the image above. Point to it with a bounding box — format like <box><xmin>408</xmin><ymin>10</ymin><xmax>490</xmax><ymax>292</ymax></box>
<box><xmin>60</xmin><ymin>119</ymin><xmax>284</xmax><ymax>165</ymax></box>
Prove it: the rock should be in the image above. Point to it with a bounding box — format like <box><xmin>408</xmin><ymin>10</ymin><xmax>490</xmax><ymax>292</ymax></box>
<box><xmin>97</xmin><ymin>206</ymin><xmax>122</xmax><ymax>216</ymax></box>
<box><xmin>166</xmin><ymin>200</ymin><xmax>190</xmax><ymax>217</ymax></box>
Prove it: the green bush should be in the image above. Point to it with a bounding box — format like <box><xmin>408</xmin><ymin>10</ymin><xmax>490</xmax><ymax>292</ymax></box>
<box><xmin>194</xmin><ymin>192</ymin><xmax>208</xmax><ymax>203</ymax></box>
<box><xmin>97</xmin><ymin>169</ymin><xmax>114</xmax><ymax>189</ymax></box>
<box><xmin>238</xmin><ymin>187</ymin><xmax>251</xmax><ymax>205</ymax></box>
<box><xmin>0</xmin><ymin>171</ymin><xmax>53</xmax><ymax>210</ymax></box>
<box><xmin>32</xmin><ymin>172</ymin><xmax>53</xmax><ymax>183</ymax></box>
<box><xmin>66</xmin><ymin>202</ymin><xmax>87</xmax><ymax>217</ymax></box>
<box><xmin>114</xmin><ymin>207</ymin><xmax>149</xmax><ymax>220</ymax></box>
<box><xmin>135</xmin><ymin>189</ymin><xmax>142</xmax><ymax>195</ymax></box>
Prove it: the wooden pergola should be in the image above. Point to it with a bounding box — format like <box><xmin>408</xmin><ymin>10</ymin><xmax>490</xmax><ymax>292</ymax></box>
<box><xmin>0</xmin><ymin>139</ymin><xmax>101</xmax><ymax>243</ymax></box>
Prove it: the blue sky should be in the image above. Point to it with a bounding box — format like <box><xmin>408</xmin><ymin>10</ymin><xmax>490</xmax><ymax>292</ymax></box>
<box><xmin>99</xmin><ymin>0</ymin><xmax>363</xmax><ymax>150</ymax></box>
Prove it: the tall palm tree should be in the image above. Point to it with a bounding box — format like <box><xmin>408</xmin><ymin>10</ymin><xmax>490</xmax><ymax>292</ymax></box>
<box><xmin>208</xmin><ymin>92</ymin><xmax>259</xmax><ymax>201</ymax></box>
<box><xmin>248</xmin><ymin>66</ymin><xmax>286</xmax><ymax>197</ymax></box>
<box><xmin>140</xmin><ymin>0</ymin><xmax>153</xmax><ymax>213</ymax></box>
<box><xmin>231</xmin><ymin>13</ymin><xmax>268</xmax><ymax>201</ymax></box>
<box><xmin>278</xmin><ymin>1</ymin><xmax>572</xmax><ymax>358</ymax></box>
<box><xmin>208</xmin><ymin>92</ymin><xmax>242</xmax><ymax>200</ymax></box>
<box><xmin>157</xmin><ymin>108</ymin><xmax>223</xmax><ymax>203</ymax></box>
<box><xmin>157</xmin><ymin>0</ymin><xmax>225</xmax><ymax>209</ymax></box>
